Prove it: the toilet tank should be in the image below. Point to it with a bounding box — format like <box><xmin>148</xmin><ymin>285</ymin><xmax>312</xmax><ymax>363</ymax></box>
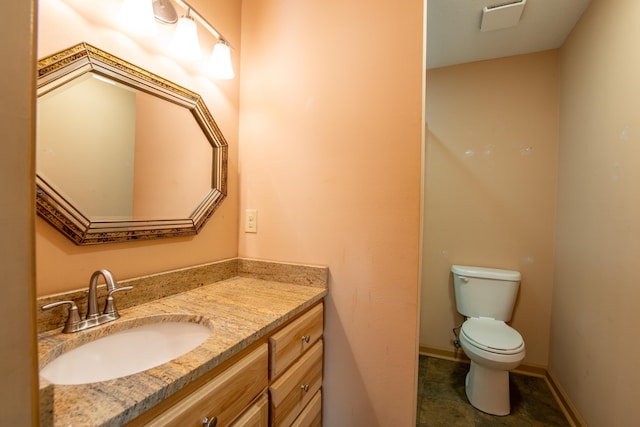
<box><xmin>451</xmin><ymin>265</ymin><xmax>521</xmax><ymax>321</ymax></box>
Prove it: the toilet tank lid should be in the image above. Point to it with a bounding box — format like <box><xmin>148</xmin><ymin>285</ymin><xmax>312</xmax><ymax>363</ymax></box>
<box><xmin>451</xmin><ymin>265</ymin><xmax>521</xmax><ymax>281</ymax></box>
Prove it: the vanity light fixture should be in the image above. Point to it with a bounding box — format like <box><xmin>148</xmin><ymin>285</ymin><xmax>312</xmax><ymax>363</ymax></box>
<box><xmin>119</xmin><ymin>0</ymin><xmax>235</xmax><ymax>79</ymax></box>
<box><xmin>208</xmin><ymin>40</ymin><xmax>235</xmax><ymax>80</ymax></box>
<box><xmin>169</xmin><ymin>8</ymin><xmax>202</xmax><ymax>60</ymax></box>
<box><xmin>118</xmin><ymin>0</ymin><xmax>159</xmax><ymax>36</ymax></box>
<box><xmin>152</xmin><ymin>0</ymin><xmax>178</xmax><ymax>23</ymax></box>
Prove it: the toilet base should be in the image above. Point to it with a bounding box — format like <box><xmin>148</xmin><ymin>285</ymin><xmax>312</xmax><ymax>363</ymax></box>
<box><xmin>465</xmin><ymin>361</ymin><xmax>511</xmax><ymax>416</ymax></box>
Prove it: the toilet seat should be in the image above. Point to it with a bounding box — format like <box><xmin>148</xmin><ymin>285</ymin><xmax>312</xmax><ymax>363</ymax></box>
<box><xmin>461</xmin><ymin>318</ymin><xmax>524</xmax><ymax>355</ymax></box>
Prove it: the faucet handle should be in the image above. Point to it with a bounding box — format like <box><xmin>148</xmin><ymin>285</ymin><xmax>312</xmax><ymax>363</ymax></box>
<box><xmin>42</xmin><ymin>301</ymin><xmax>82</xmax><ymax>333</ymax></box>
<box><xmin>103</xmin><ymin>285</ymin><xmax>133</xmax><ymax>316</ymax></box>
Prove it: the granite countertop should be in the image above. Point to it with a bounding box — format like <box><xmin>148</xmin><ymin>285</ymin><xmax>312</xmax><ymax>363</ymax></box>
<box><xmin>38</xmin><ymin>275</ymin><xmax>327</xmax><ymax>427</ymax></box>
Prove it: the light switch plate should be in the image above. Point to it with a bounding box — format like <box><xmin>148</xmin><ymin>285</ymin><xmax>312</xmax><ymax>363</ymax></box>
<box><xmin>245</xmin><ymin>209</ymin><xmax>257</xmax><ymax>233</ymax></box>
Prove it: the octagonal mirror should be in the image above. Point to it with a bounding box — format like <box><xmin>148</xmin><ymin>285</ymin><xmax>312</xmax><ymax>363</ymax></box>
<box><xmin>36</xmin><ymin>43</ymin><xmax>227</xmax><ymax>245</ymax></box>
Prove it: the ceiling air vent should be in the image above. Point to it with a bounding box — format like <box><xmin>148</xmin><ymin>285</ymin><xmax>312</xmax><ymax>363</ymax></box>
<box><xmin>480</xmin><ymin>0</ymin><xmax>527</xmax><ymax>32</ymax></box>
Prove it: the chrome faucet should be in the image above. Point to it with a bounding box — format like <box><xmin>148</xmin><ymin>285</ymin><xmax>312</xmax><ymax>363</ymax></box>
<box><xmin>87</xmin><ymin>269</ymin><xmax>116</xmax><ymax>319</ymax></box>
<box><xmin>42</xmin><ymin>269</ymin><xmax>133</xmax><ymax>333</ymax></box>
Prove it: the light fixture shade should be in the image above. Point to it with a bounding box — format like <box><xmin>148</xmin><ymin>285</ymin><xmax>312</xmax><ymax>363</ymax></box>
<box><xmin>169</xmin><ymin>15</ymin><xmax>202</xmax><ymax>60</ymax></box>
<box><xmin>118</xmin><ymin>0</ymin><xmax>158</xmax><ymax>36</ymax></box>
<box><xmin>208</xmin><ymin>41</ymin><xmax>234</xmax><ymax>80</ymax></box>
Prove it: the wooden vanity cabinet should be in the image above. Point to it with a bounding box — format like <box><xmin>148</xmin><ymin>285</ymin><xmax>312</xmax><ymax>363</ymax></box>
<box><xmin>269</xmin><ymin>303</ymin><xmax>324</xmax><ymax>426</ymax></box>
<box><xmin>127</xmin><ymin>302</ymin><xmax>324</xmax><ymax>427</ymax></box>
<box><xmin>269</xmin><ymin>340</ymin><xmax>323</xmax><ymax>426</ymax></box>
<box><xmin>269</xmin><ymin>304</ymin><xmax>324</xmax><ymax>379</ymax></box>
<box><xmin>291</xmin><ymin>390</ymin><xmax>322</xmax><ymax>427</ymax></box>
<box><xmin>139</xmin><ymin>344</ymin><xmax>268</xmax><ymax>427</ymax></box>
<box><xmin>229</xmin><ymin>393</ymin><xmax>269</xmax><ymax>427</ymax></box>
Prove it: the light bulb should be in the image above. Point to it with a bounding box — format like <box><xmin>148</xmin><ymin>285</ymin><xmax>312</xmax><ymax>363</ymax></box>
<box><xmin>208</xmin><ymin>41</ymin><xmax>234</xmax><ymax>79</ymax></box>
<box><xmin>169</xmin><ymin>13</ymin><xmax>202</xmax><ymax>60</ymax></box>
<box><xmin>118</xmin><ymin>0</ymin><xmax>158</xmax><ymax>36</ymax></box>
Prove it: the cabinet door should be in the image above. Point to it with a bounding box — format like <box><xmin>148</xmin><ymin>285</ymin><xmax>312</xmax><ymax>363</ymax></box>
<box><xmin>146</xmin><ymin>344</ymin><xmax>268</xmax><ymax>427</ymax></box>
<box><xmin>291</xmin><ymin>390</ymin><xmax>321</xmax><ymax>427</ymax></box>
<box><xmin>229</xmin><ymin>393</ymin><xmax>269</xmax><ymax>427</ymax></box>
<box><xmin>269</xmin><ymin>340</ymin><xmax>323</xmax><ymax>427</ymax></box>
<box><xmin>269</xmin><ymin>303</ymin><xmax>323</xmax><ymax>379</ymax></box>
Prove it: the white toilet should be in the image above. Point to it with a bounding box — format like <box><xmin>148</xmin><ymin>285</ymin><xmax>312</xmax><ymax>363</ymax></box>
<box><xmin>451</xmin><ymin>264</ymin><xmax>526</xmax><ymax>416</ymax></box>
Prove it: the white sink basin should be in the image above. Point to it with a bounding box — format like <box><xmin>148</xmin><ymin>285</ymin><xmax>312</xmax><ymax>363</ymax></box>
<box><xmin>40</xmin><ymin>321</ymin><xmax>211</xmax><ymax>385</ymax></box>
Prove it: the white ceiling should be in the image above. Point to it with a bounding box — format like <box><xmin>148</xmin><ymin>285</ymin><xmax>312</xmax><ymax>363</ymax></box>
<box><xmin>427</xmin><ymin>0</ymin><xmax>593</xmax><ymax>69</ymax></box>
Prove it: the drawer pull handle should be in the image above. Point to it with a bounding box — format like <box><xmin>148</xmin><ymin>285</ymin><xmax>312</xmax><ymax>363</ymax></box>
<box><xmin>202</xmin><ymin>416</ymin><xmax>218</xmax><ymax>427</ymax></box>
<box><xmin>301</xmin><ymin>335</ymin><xmax>311</xmax><ymax>343</ymax></box>
<box><xmin>300</xmin><ymin>384</ymin><xmax>310</xmax><ymax>392</ymax></box>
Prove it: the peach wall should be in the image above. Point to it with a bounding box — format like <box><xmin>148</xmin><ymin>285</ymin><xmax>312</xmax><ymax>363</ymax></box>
<box><xmin>35</xmin><ymin>0</ymin><xmax>241</xmax><ymax>296</ymax></box>
<box><xmin>421</xmin><ymin>52</ymin><xmax>559</xmax><ymax>366</ymax></box>
<box><xmin>0</xmin><ymin>0</ymin><xmax>39</xmax><ymax>424</ymax></box>
<box><xmin>553</xmin><ymin>0</ymin><xmax>640</xmax><ymax>425</ymax></box>
<box><xmin>238</xmin><ymin>0</ymin><xmax>424</xmax><ymax>425</ymax></box>
<box><xmin>133</xmin><ymin>93</ymin><xmax>213</xmax><ymax>219</ymax></box>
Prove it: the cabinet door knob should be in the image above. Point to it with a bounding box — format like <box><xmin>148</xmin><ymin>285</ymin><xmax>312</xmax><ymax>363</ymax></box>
<box><xmin>300</xmin><ymin>384</ymin><xmax>310</xmax><ymax>392</ymax></box>
<box><xmin>202</xmin><ymin>416</ymin><xmax>218</xmax><ymax>427</ymax></box>
<box><xmin>301</xmin><ymin>335</ymin><xmax>311</xmax><ymax>343</ymax></box>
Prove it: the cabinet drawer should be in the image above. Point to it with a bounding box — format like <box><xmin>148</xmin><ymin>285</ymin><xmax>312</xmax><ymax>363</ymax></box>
<box><xmin>270</xmin><ymin>303</ymin><xmax>323</xmax><ymax>379</ymax></box>
<box><xmin>291</xmin><ymin>390</ymin><xmax>321</xmax><ymax>427</ymax></box>
<box><xmin>229</xmin><ymin>393</ymin><xmax>269</xmax><ymax>427</ymax></box>
<box><xmin>269</xmin><ymin>340</ymin><xmax>323</xmax><ymax>427</ymax></box>
<box><xmin>146</xmin><ymin>344</ymin><xmax>268</xmax><ymax>427</ymax></box>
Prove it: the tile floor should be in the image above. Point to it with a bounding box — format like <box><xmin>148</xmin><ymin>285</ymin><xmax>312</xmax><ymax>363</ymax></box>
<box><xmin>416</xmin><ymin>355</ymin><xmax>571</xmax><ymax>427</ymax></box>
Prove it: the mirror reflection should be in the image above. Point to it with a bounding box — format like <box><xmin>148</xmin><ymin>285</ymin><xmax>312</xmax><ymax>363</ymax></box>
<box><xmin>37</xmin><ymin>73</ymin><xmax>214</xmax><ymax>220</ymax></box>
<box><xmin>36</xmin><ymin>43</ymin><xmax>227</xmax><ymax>244</ymax></box>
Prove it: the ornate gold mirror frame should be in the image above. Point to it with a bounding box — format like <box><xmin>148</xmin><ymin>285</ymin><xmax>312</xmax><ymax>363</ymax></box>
<box><xmin>36</xmin><ymin>43</ymin><xmax>228</xmax><ymax>245</ymax></box>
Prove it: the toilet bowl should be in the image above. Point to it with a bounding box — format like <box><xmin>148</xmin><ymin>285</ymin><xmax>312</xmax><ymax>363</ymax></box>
<box><xmin>459</xmin><ymin>317</ymin><xmax>525</xmax><ymax>416</ymax></box>
<box><xmin>451</xmin><ymin>265</ymin><xmax>525</xmax><ymax>416</ymax></box>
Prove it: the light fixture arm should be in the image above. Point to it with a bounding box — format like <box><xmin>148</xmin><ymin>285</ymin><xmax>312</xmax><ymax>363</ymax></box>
<box><xmin>173</xmin><ymin>0</ymin><xmax>235</xmax><ymax>50</ymax></box>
